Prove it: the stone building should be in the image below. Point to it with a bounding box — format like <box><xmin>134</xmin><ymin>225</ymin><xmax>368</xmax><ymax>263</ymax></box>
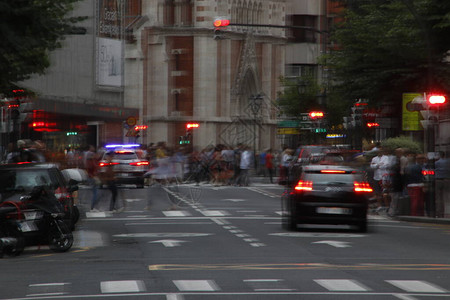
<box><xmin>126</xmin><ymin>0</ymin><xmax>287</xmax><ymax>151</ymax></box>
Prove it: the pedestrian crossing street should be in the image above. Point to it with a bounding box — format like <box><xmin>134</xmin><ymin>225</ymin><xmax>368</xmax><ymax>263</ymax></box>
<box><xmin>25</xmin><ymin>278</ymin><xmax>449</xmax><ymax>296</ymax></box>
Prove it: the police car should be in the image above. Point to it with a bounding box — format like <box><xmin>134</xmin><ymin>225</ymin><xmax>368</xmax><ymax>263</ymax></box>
<box><xmin>98</xmin><ymin>144</ymin><xmax>149</xmax><ymax>188</ymax></box>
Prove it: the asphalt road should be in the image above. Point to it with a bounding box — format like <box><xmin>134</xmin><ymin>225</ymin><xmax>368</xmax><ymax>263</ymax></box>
<box><xmin>0</xmin><ymin>181</ymin><xmax>449</xmax><ymax>299</ymax></box>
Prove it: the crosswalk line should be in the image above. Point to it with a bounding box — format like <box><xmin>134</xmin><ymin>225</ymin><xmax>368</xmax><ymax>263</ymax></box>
<box><xmin>173</xmin><ymin>280</ymin><xmax>219</xmax><ymax>291</ymax></box>
<box><xmin>314</xmin><ymin>279</ymin><xmax>370</xmax><ymax>291</ymax></box>
<box><xmin>386</xmin><ymin>280</ymin><xmax>448</xmax><ymax>293</ymax></box>
<box><xmin>163</xmin><ymin>211</ymin><xmax>191</xmax><ymax>217</ymax></box>
<box><xmin>100</xmin><ymin>280</ymin><xmax>146</xmax><ymax>293</ymax></box>
<box><xmin>200</xmin><ymin>210</ymin><xmax>228</xmax><ymax>217</ymax></box>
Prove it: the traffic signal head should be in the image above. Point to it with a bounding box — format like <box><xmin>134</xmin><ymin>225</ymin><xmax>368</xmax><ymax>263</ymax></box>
<box><xmin>309</xmin><ymin>111</ymin><xmax>324</xmax><ymax>119</ymax></box>
<box><xmin>186</xmin><ymin>123</ymin><xmax>199</xmax><ymax>129</ymax></box>
<box><xmin>213</xmin><ymin>18</ymin><xmax>230</xmax><ymax>27</ymax></box>
<box><xmin>134</xmin><ymin>125</ymin><xmax>148</xmax><ymax>131</ymax></box>
<box><xmin>428</xmin><ymin>94</ymin><xmax>446</xmax><ymax>105</ymax></box>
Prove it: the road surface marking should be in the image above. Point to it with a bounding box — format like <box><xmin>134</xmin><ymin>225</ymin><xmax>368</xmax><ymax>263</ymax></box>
<box><xmin>312</xmin><ymin>240</ymin><xmax>352</xmax><ymax>248</ymax></box>
<box><xmin>200</xmin><ymin>210</ymin><xmax>228</xmax><ymax>216</ymax></box>
<box><xmin>100</xmin><ymin>280</ymin><xmax>146</xmax><ymax>293</ymax></box>
<box><xmin>270</xmin><ymin>232</ymin><xmax>365</xmax><ymax>238</ymax></box>
<box><xmin>173</xmin><ymin>280</ymin><xmax>219</xmax><ymax>291</ymax></box>
<box><xmin>387</xmin><ymin>280</ymin><xmax>448</xmax><ymax>293</ymax></box>
<box><xmin>315</xmin><ymin>279</ymin><xmax>370</xmax><ymax>291</ymax></box>
<box><xmin>163</xmin><ymin>211</ymin><xmax>191</xmax><ymax>217</ymax></box>
<box><xmin>114</xmin><ymin>233</ymin><xmax>212</xmax><ymax>238</ymax></box>
<box><xmin>149</xmin><ymin>239</ymin><xmax>188</xmax><ymax>247</ymax></box>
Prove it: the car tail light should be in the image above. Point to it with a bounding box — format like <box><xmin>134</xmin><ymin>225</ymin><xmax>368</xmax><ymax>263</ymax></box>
<box><xmin>354</xmin><ymin>181</ymin><xmax>373</xmax><ymax>193</ymax></box>
<box><xmin>99</xmin><ymin>162</ymin><xmax>119</xmax><ymax>167</ymax></box>
<box><xmin>129</xmin><ymin>161</ymin><xmax>149</xmax><ymax>166</ymax></box>
<box><xmin>294</xmin><ymin>180</ymin><xmax>313</xmax><ymax>191</ymax></box>
<box><xmin>422</xmin><ymin>169</ymin><xmax>434</xmax><ymax>176</ymax></box>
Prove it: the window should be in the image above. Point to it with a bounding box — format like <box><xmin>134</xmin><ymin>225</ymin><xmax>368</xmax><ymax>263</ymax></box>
<box><xmin>290</xmin><ymin>15</ymin><xmax>317</xmax><ymax>43</ymax></box>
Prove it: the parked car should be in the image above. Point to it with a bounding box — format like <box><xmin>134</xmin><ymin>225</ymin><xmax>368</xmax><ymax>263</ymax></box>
<box><xmin>0</xmin><ymin>163</ymin><xmax>79</xmax><ymax>230</ymax></box>
<box><xmin>98</xmin><ymin>145</ymin><xmax>149</xmax><ymax>188</ymax></box>
<box><xmin>282</xmin><ymin>164</ymin><xmax>373</xmax><ymax>232</ymax></box>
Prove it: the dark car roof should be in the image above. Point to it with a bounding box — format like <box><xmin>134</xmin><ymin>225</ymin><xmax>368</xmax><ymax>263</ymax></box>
<box><xmin>0</xmin><ymin>162</ymin><xmax>60</xmax><ymax>170</ymax></box>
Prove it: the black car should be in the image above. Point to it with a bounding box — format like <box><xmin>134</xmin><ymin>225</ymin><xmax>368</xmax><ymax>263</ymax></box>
<box><xmin>0</xmin><ymin>163</ymin><xmax>79</xmax><ymax>230</ymax></box>
<box><xmin>282</xmin><ymin>164</ymin><xmax>373</xmax><ymax>232</ymax></box>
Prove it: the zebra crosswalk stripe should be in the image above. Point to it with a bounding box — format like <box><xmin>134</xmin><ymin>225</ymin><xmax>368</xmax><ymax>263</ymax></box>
<box><xmin>386</xmin><ymin>280</ymin><xmax>448</xmax><ymax>293</ymax></box>
<box><xmin>314</xmin><ymin>279</ymin><xmax>370</xmax><ymax>291</ymax></box>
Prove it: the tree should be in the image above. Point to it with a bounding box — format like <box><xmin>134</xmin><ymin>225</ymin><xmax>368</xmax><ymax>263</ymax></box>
<box><xmin>0</xmin><ymin>0</ymin><xmax>84</xmax><ymax>93</ymax></box>
<box><xmin>325</xmin><ymin>0</ymin><xmax>450</xmax><ymax>109</ymax></box>
<box><xmin>277</xmin><ymin>75</ymin><xmax>322</xmax><ymax>118</ymax></box>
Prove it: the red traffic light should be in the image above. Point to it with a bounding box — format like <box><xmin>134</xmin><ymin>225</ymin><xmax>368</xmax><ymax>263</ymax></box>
<box><xmin>309</xmin><ymin>111</ymin><xmax>324</xmax><ymax>119</ymax></box>
<box><xmin>213</xmin><ymin>18</ymin><xmax>230</xmax><ymax>27</ymax></box>
<box><xmin>428</xmin><ymin>94</ymin><xmax>446</xmax><ymax>105</ymax></box>
<box><xmin>186</xmin><ymin>123</ymin><xmax>199</xmax><ymax>129</ymax></box>
<box><xmin>366</xmin><ymin>122</ymin><xmax>380</xmax><ymax>128</ymax></box>
<box><xmin>134</xmin><ymin>125</ymin><xmax>148</xmax><ymax>131</ymax></box>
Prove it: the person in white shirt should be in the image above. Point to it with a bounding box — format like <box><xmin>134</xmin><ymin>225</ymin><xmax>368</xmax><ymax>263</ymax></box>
<box><xmin>370</xmin><ymin>148</ymin><xmax>392</xmax><ymax>211</ymax></box>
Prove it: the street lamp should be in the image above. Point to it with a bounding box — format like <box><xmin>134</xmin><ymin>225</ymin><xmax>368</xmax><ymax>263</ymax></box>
<box><xmin>249</xmin><ymin>94</ymin><xmax>263</xmax><ymax>169</ymax></box>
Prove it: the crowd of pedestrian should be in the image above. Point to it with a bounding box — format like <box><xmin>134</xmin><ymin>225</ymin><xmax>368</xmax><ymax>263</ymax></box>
<box><xmin>367</xmin><ymin>145</ymin><xmax>450</xmax><ymax>218</ymax></box>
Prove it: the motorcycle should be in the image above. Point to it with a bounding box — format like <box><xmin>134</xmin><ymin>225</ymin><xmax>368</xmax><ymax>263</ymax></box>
<box><xmin>0</xmin><ymin>202</ymin><xmax>25</xmax><ymax>257</ymax></box>
<box><xmin>0</xmin><ymin>185</ymin><xmax>73</xmax><ymax>257</ymax></box>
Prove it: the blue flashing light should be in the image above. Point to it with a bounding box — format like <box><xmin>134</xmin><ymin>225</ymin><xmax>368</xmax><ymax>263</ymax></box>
<box><xmin>105</xmin><ymin>144</ymin><xmax>140</xmax><ymax>148</ymax></box>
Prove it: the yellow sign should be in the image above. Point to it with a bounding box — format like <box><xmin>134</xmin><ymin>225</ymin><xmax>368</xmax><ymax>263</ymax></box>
<box><xmin>277</xmin><ymin>128</ymin><xmax>300</xmax><ymax>135</ymax></box>
<box><xmin>402</xmin><ymin>93</ymin><xmax>422</xmax><ymax>131</ymax></box>
<box><xmin>126</xmin><ymin>116</ymin><xmax>137</xmax><ymax>127</ymax></box>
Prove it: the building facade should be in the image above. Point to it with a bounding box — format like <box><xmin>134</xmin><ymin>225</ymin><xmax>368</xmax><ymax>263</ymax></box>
<box><xmin>127</xmin><ymin>0</ymin><xmax>287</xmax><ymax>151</ymax></box>
<box><xmin>14</xmin><ymin>0</ymin><xmax>287</xmax><ymax>153</ymax></box>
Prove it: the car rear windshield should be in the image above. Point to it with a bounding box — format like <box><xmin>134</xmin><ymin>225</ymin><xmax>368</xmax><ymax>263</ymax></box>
<box><xmin>303</xmin><ymin>172</ymin><xmax>360</xmax><ymax>185</ymax></box>
<box><xmin>112</xmin><ymin>151</ymin><xmax>137</xmax><ymax>160</ymax></box>
<box><xmin>0</xmin><ymin>169</ymin><xmax>57</xmax><ymax>193</ymax></box>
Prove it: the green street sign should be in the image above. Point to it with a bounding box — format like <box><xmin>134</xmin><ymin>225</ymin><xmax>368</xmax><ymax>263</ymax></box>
<box><xmin>277</xmin><ymin>120</ymin><xmax>301</xmax><ymax>128</ymax></box>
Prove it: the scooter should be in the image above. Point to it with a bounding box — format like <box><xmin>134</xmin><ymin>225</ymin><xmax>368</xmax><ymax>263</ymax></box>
<box><xmin>0</xmin><ymin>202</ymin><xmax>25</xmax><ymax>257</ymax></box>
<box><xmin>0</xmin><ymin>186</ymin><xmax>73</xmax><ymax>256</ymax></box>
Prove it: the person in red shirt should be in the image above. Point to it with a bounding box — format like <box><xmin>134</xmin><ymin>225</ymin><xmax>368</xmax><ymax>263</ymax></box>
<box><xmin>265</xmin><ymin>148</ymin><xmax>274</xmax><ymax>184</ymax></box>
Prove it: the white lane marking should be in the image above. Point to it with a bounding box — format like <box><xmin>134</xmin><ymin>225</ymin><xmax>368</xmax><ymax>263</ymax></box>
<box><xmin>27</xmin><ymin>282</ymin><xmax>70</xmax><ymax>297</ymax></box>
<box><xmin>387</xmin><ymin>280</ymin><xmax>448</xmax><ymax>293</ymax></box>
<box><xmin>124</xmin><ymin>198</ymin><xmax>143</xmax><ymax>202</ymax></box>
<box><xmin>393</xmin><ymin>295</ymin><xmax>419</xmax><ymax>300</ymax></box>
<box><xmin>113</xmin><ymin>233</ymin><xmax>212</xmax><ymax>238</ymax></box>
<box><xmin>166</xmin><ymin>293</ymin><xmax>184</xmax><ymax>300</ymax></box>
<box><xmin>149</xmin><ymin>239</ymin><xmax>188</xmax><ymax>247</ymax></box>
<box><xmin>173</xmin><ymin>280</ymin><xmax>219</xmax><ymax>291</ymax></box>
<box><xmin>29</xmin><ymin>283</ymin><xmax>70</xmax><ymax>287</ymax></box>
<box><xmin>271</xmin><ymin>232</ymin><xmax>365</xmax><ymax>238</ymax></box>
<box><xmin>163</xmin><ymin>211</ymin><xmax>191</xmax><ymax>217</ymax></box>
<box><xmin>212</xmin><ymin>217</ymin><xmax>230</xmax><ymax>225</ymax></box>
<box><xmin>200</xmin><ymin>210</ymin><xmax>228</xmax><ymax>217</ymax></box>
<box><xmin>250</xmin><ymin>243</ymin><xmax>266</xmax><ymax>247</ymax></box>
<box><xmin>100</xmin><ymin>280</ymin><xmax>146</xmax><ymax>293</ymax></box>
<box><xmin>315</xmin><ymin>279</ymin><xmax>370</xmax><ymax>291</ymax></box>
<box><xmin>312</xmin><ymin>240</ymin><xmax>352</xmax><ymax>248</ymax></box>
<box><xmin>126</xmin><ymin>222</ymin><xmax>213</xmax><ymax>226</ymax></box>
<box><xmin>85</xmin><ymin>211</ymin><xmax>111</xmax><ymax>218</ymax></box>
<box><xmin>222</xmin><ymin>199</ymin><xmax>246</xmax><ymax>202</ymax></box>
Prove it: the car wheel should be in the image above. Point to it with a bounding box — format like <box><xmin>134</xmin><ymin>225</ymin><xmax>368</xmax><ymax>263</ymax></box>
<box><xmin>357</xmin><ymin>220</ymin><xmax>367</xmax><ymax>233</ymax></box>
<box><xmin>284</xmin><ymin>198</ymin><xmax>298</xmax><ymax>231</ymax></box>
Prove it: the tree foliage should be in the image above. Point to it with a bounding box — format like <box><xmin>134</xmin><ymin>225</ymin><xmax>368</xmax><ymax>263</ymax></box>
<box><xmin>277</xmin><ymin>76</ymin><xmax>322</xmax><ymax>119</ymax></box>
<box><xmin>326</xmin><ymin>0</ymin><xmax>450</xmax><ymax>109</ymax></box>
<box><xmin>0</xmin><ymin>0</ymin><xmax>84</xmax><ymax>93</ymax></box>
